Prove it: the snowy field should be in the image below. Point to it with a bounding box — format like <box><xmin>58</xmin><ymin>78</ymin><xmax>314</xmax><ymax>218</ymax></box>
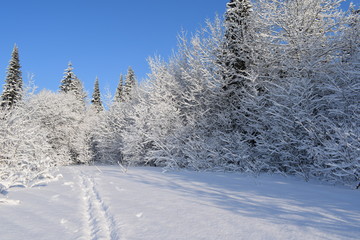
<box><xmin>0</xmin><ymin>166</ymin><xmax>359</xmax><ymax>240</ymax></box>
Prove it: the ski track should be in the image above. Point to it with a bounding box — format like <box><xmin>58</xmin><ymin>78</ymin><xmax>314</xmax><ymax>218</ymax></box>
<box><xmin>78</xmin><ymin>170</ymin><xmax>120</xmax><ymax>240</ymax></box>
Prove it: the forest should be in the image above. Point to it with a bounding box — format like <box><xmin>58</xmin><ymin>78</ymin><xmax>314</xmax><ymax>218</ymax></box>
<box><xmin>0</xmin><ymin>0</ymin><xmax>359</xmax><ymax>190</ymax></box>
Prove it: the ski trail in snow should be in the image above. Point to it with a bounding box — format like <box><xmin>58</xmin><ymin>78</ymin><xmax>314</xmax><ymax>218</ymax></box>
<box><xmin>78</xmin><ymin>170</ymin><xmax>120</xmax><ymax>240</ymax></box>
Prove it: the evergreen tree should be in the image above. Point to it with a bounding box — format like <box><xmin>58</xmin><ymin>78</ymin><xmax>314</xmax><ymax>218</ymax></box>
<box><xmin>60</xmin><ymin>62</ymin><xmax>76</xmax><ymax>93</ymax></box>
<box><xmin>59</xmin><ymin>62</ymin><xmax>87</xmax><ymax>103</ymax></box>
<box><xmin>217</xmin><ymin>0</ymin><xmax>258</xmax><ymax>142</ymax></box>
<box><xmin>218</xmin><ymin>0</ymin><xmax>256</xmax><ymax>116</ymax></box>
<box><xmin>91</xmin><ymin>77</ymin><xmax>103</xmax><ymax>112</ymax></box>
<box><xmin>221</xmin><ymin>0</ymin><xmax>253</xmax><ymax>86</ymax></box>
<box><xmin>73</xmin><ymin>76</ymin><xmax>87</xmax><ymax>103</ymax></box>
<box><xmin>124</xmin><ymin>67</ymin><xmax>136</xmax><ymax>99</ymax></box>
<box><xmin>114</xmin><ymin>74</ymin><xmax>124</xmax><ymax>103</ymax></box>
<box><xmin>1</xmin><ymin>45</ymin><xmax>23</xmax><ymax>109</ymax></box>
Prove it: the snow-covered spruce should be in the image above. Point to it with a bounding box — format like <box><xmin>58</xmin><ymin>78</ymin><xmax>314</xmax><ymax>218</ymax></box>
<box><xmin>1</xmin><ymin>45</ymin><xmax>23</xmax><ymax>109</ymax></box>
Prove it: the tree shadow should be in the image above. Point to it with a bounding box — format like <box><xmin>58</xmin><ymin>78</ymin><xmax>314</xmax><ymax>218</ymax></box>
<box><xmin>100</xmin><ymin>166</ymin><xmax>360</xmax><ymax>239</ymax></box>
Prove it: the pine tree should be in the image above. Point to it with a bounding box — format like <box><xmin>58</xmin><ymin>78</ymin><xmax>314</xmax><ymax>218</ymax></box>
<box><xmin>91</xmin><ymin>77</ymin><xmax>103</xmax><ymax>112</ymax></box>
<box><xmin>124</xmin><ymin>67</ymin><xmax>136</xmax><ymax>100</ymax></box>
<box><xmin>114</xmin><ymin>74</ymin><xmax>124</xmax><ymax>103</ymax></box>
<box><xmin>1</xmin><ymin>45</ymin><xmax>23</xmax><ymax>109</ymax></box>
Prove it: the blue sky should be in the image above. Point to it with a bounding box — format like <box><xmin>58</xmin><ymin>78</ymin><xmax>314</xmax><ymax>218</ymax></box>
<box><xmin>0</xmin><ymin>0</ymin><xmax>228</xmax><ymax>95</ymax></box>
<box><xmin>0</xmin><ymin>0</ymin><xmax>354</xmax><ymax>96</ymax></box>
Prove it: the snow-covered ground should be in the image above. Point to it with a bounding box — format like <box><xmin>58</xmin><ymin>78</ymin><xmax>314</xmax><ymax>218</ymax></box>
<box><xmin>0</xmin><ymin>166</ymin><xmax>359</xmax><ymax>240</ymax></box>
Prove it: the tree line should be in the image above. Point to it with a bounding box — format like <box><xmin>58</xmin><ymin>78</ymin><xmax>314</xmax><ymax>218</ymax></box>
<box><xmin>0</xmin><ymin>0</ymin><xmax>359</xmax><ymax>189</ymax></box>
<box><xmin>0</xmin><ymin>47</ymin><xmax>136</xmax><ymax>188</ymax></box>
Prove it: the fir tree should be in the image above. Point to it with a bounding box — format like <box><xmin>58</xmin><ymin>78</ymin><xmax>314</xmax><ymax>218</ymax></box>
<box><xmin>1</xmin><ymin>45</ymin><xmax>23</xmax><ymax>109</ymax></box>
<box><xmin>91</xmin><ymin>77</ymin><xmax>103</xmax><ymax>112</ymax></box>
<box><xmin>124</xmin><ymin>67</ymin><xmax>136</xmax><ymax>100</ymax></box>
<box><xmin>114</xmin><ymin>74</ymin><xmax>124</xmax><ymax>103</ymax></box>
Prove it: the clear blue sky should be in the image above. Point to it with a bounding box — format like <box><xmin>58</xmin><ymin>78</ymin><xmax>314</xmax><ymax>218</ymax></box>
<box><xmin>0</xmin><ymin>0</ymin><xmax>354</xmax><ymax>96</ymax></box>
<box><xmin>0</xmin><ymin>0</ymin><xmax>228</xmax><ymax>95</ymax></box>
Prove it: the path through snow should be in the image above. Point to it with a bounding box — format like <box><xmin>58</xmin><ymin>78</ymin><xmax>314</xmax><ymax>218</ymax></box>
<box><xmin>78</xmin><ymin>169</ymin><xmax>120</xmax><ymax>240</ymax></box>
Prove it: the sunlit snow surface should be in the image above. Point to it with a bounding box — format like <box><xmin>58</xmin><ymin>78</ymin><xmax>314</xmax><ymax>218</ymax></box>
<box><xmin>0</xmin><ymin>166</ymin><xmax>359</xmax><ymax>240</ymax></box>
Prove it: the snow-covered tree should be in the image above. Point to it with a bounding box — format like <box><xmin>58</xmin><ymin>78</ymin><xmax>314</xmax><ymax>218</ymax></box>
<box><xmin>60</xmin><ymin>62</ymin><xmax>76</xmax><ymax>93</ymax></box>
<box><xmin>0</xmin><ymin>102</ymin><xmax>57</xmax><ymax>189</ymax></box>
<box><xmin>311</xmin><ymin>7</ymin><xmax>360</xmax><ymax>184</ymax></box>
<box><xmin>250</xmin><ymin>0</ymin><xmax>359</xmax><ymax>183</ymax></box>
<box><xmin>59</xmin><ymin>62</ymin><xmax>87</xmax><ymax>104</ymax></box>
<box><xmin>114</xmin><ymin>74</ymin><xmax>124</xmax><ymax>103</ymax></box>
<box><xmin>124</xmin><ymin>58</ymin><xmax>184</xmax><ymax>166</ymax></box>
<box><xmin>27</xmin><ymin>90</ymin><xmax>91</xmax><ymax>164</ymax></box>
<box><xmin>342</xmin><ymin>6</ymin><xmax>360</xmax><ymax>62</ymax></box>
<box><xmin>91</xmin><ymin>77</ymin><xmax>103</xmax><ymax>112</ymax></box>
<box><xmin>221</xmin><ymin>0</ymin><xmax>253</xmax><ymax>83</ymax></box>
<box><xmin>73</xmin><ymin>76</ymin><xmax>87</xmax><ymax>104</ymax></box>
<box><xmin>211</xmin><ymin>0</ymin><xmax>264</xmax><ymax>170</ymax></box>
<box><xmin>124</xmin><ymin>67</ymin><xmax>136</xmax><ymax>100</ymax></box>
<box><xmin>92</xmin><ymin>102</ymin><xmax>127</xmax><ymax>164</ymax></box>
<box><xmin>94</xmin><ymin>15</ymin><xmax>255</xmax><ymax>170</ymax></box>
<box><xmin>90</xmin><ymin>0</ymin><xmax>359</xmax><ymax>186</ymax></box>
<box><xmin>1</xmin><ymin>45</ymin><xmax>23</xmax><ymax>109</ymax></box>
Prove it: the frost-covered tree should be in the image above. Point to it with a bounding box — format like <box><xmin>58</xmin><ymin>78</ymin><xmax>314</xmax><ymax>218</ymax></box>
<box><xmin>124</xmin><ymin>67</ymin><xmax>136</xmax><ymax>100</ymax></box>
<box><xmin>0</xmin><ymin>86</ymin><xmax>94</xmax><ymax>189</ymax></box>
<box><xmin>0</xmin><ymin>102</ymin><xmax>58</xmax><ymax>189</ymax></box>
<box><xmin>215</xmin><ymin>0</ymin><xmax>263</xmax><ymax>166</ymax></box>
<box><xmin>114</xmin><ymin>74</ymin><xmax>124</xmax><ymax>103</ymax></box>
<box><xmin>217</xmin><ymin>0</ymin><xmax>260</xmax><ymax>138</ymax></box>
<box><xmin>221</xmin><ymin>0</ymin><xmax>253</xmax><ymax>83</ymax></box>
<box><xmin>59</xmin><ymin>62</ymin><xmax>87</xmax><ymax>103</ymax></box>
<box><xmin>251</xmin><ymin>0</ymin><xmax>359</xmax><ymax>183</ymax></box>
<box><xmin>92</xmin><ymin>101</ymin><xmax>128</xmax><ymax>164</ymax></box>
<box><xmin>91</xmin><ymin>77</ymin><xmax>103</xmax><ymax>112</ymax></box>
<box><xmin>124</xmin><ymin>58</ymin><xmax>184</xmax><ymax>166</ymax></box>
<box><xmin>28</xmin><ymin>90</ymin><xmax>91</xmax><ymax>164</ymax></box>
<box><xmin>92</xmin><ymin>0</ymin><xmax>359</xmax><ymax>186</ymax></box>
<box><xmin>95</xmin><ymin>15</ymin><xmax>255</xmax><ymax>170</ymax></box>
<box><xmin>311</xmin><ymin>7</ymin><xmax>360</xmax><ymax>184</ymax></box>
<box><xmin>1</xmin><ymin>45</ymin><xmax>23</xmax><ymax>109</ymax></box>
<box><xmin>342</xmin><ymin>6</ymin><xmax>360</xmax><ymax>62</ymax></box>
<box><xmin>60</xmin><ymin>62</ymin><xmax>76</xmax><ymax>93</ymax></box>
<box><xmin>73</xmin><ymin>76</ymin><xmax>87</xmax><ymax>104</ymax></box>
<box><xmin>314</xmin><ymin>59</ymin><xmax>360</xmax><ymax>185</ymax></box>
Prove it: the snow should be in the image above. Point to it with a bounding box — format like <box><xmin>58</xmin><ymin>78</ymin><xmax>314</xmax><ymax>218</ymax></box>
<box><xmin>0</xmin><ymin>165</ymin><xmax>359</xmax><ymax>240</ymax></box>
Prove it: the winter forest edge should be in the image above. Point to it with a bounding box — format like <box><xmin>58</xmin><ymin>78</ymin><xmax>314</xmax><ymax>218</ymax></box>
<box><xmin>0</xmin><ymin>0</ymin><xmax>359</xmax><ymax>191</ymax></box>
